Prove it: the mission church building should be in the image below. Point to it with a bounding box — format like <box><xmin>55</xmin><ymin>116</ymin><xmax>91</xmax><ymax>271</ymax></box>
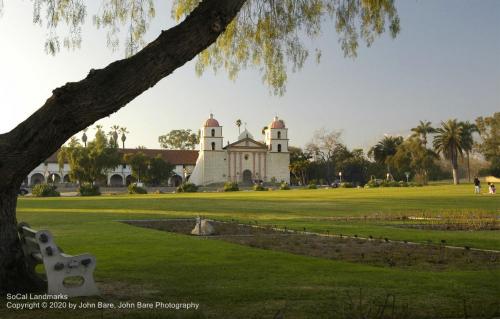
<box><xmin>24</xmin><ymin>114</ymin><xmax>290</xmax><ymax>187</ymax></box>
<box><xmin>189</xmin><ymin>114</ymin><xmax>290</xmax><ymax>186</ymax></box>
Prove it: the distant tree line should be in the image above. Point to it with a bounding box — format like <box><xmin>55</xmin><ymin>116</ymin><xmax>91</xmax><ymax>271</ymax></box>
<box><xmin>289</xmin><ymin>112</ymin><xmax>499</xmax><ymax>186</ymax></box>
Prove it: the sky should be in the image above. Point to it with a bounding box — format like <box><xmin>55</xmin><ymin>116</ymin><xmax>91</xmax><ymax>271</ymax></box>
<box><xmin>0</xmin><ymin>0</ymin><xmax>499</xmax><ymax>151</ymax></box>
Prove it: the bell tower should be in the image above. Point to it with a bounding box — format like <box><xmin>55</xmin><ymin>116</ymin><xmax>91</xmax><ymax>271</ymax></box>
<box><xmin>200</xmin><ymin>113</ymin><xmax>223</xmax><ymax>151</ymax></box>
<box><xmin>265</xmin><ymin>116</ymin><xmax>288</xmax><ymax>153</ymax></box>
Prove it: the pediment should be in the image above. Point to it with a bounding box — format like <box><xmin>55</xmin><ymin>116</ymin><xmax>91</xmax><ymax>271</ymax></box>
<box><xmin>225</xmin><ymin>138</ymin><xmax>267</xmax><ymax>150</ymax></box>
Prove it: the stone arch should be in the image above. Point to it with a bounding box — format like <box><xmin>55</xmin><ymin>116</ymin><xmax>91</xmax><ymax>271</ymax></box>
<box><xmin>211</xmin><ymin>129</ymin><xmax>215</xmax><ymax>137</ymax></box>
<box><xmin>211</xmin><ymin>142</ymin><xmax>216</xmax><ymax>150</ymax></box>
<box><xmin>242</xmin><ymin>170</ymin><xmax>252</xmax><ymax>184</ymax></box>
<box><xmin>63</xmin><ymin>174</ymin><xmax>71</xmax><ymax>183</ymax></box>
<box><xmin>30</xmin><ymin>173</ymin><xmax>45</xmax><ymax>185</ymax></box>
<box><xmin>277</xmin><ymin>131</ymin><xmax>281</xmax><ymax>139</ymax></box>
<box><xmin>277</xmin><ymin>144</ymin><xmax>282</xmax><ymax>152</ymax></box>
<box><xmin>110</xmin><ymin>174</ymin><xmax>124</xmax><ymax>187</ymax></box>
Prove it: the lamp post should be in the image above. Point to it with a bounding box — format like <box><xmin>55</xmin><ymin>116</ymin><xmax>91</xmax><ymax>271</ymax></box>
<box><xmin>339</xmin><ymin>172</ymin><xmax>342</xmax><ymax>184</ymax></box>
<box><xmin>386</xmin><ymin>173</ymin><xmax>390</xmax><ymax>181</ymax></box>
<box><xmin>405</xmin><ymin>172</ymin><xmax>410</xmax><ymax>183</ymax></box>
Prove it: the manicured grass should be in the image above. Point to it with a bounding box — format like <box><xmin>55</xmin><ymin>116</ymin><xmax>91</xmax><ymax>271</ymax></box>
<box><xmin>3</xmin><ymin>184</ymin><xmax>499</xmax><ymax>318</ymax></box>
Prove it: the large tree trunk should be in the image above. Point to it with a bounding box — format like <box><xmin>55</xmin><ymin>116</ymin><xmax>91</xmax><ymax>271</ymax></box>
<box><xmin>0</xmin><ymin>188</ymin><xmax>45</xmax><ymax>294</ymax></box>
<box><xmin>451</xmin><ymin>158</ymin><xmax>460</xmax><ymax>185</ymax></box>
<box><xmin>0</xmin><ymin>0</ymin><xmax>247</xmax><ymax>294</ymax></box>
<box><xmin>452</xmin><ymin>168</ymin><xmax>459</xmax><ymax>185</ymax></box>
<box><xmin>466</xmin><ymin>152</ymin><xmax>471</xmax><ymax>182</ymax></box>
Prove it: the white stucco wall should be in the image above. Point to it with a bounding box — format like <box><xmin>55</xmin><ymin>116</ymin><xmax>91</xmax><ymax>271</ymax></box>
<box><xmin>25</xmin><ymin>162</ymin><xmax>194</xmax><ymax>186</ymax></box>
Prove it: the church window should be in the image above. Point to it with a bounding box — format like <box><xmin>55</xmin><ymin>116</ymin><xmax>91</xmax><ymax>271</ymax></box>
<box><xmin>277</xmin><ymin>131</ymin><xmax>281</xmax><ymax>139</ymax></box>
<box><xmin>211</xmin><ymin>129</ymin><xmax>215</xmax><ymax>137</ymax></box>
<box><xmin>277</xmin><ymin>144</ymin><xmax>282</xmax><ymax>152</ymax></box>
<box><xmin>211</xmin><ymin>142</ymin><xmax>216</xmax><ymax>150</ymax></box>
<box><xmin>244</xmin><ymin>154</ymin><xmax>249</xmax><ymax>160</ymax></box>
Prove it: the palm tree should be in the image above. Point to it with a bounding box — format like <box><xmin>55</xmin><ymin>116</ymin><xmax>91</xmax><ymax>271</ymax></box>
<box><xmin>236</xmin><ymin>119</ymin><xmax>242</xmax><ymax>134</ymax></box>
<box><xmin>368</xmin><ymin>136</ymin><xmax>403</xmax><ymax>179</ymax></box>
<box><xmin>433</xmin><ymin>119</ymin><xmax>463</xmax><ymax>185</ymax></box>
<box><xmin>109</xmin><ymin>125</ymin><xmax>121</xmax><ymax>147</ymax></box>
<box><xmin>261</xmin><ymin>126</ymin><xmax>268</xmax><ymax>135</ymax></box>
<box><xmin>81</xmin><ymin>128</ymin><xmax>88</xmax><ymax>147</ymax></box>
<box><xmin>95</xmin><ymin>124</ymin><xmax>103</xmax><ymax>135</ymax></box>
<box><xmin>119</xmin><ymin>127</ymin><xmax>129</xmax><ymax>149</ymax></box>
<box><xmin>459</xmin><ymin>121</ymin><xmax>478</xmax><ymax>182</ymax></box>
<box><xmin>411</xmin><ymin>120</ymin><xmax>435</xmax><ymax>146</ymax></box>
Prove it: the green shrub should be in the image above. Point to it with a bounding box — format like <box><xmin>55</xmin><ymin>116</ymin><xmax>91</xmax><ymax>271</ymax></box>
<box><xmin>380</xmin><ymin>180</ymin><xmax>400</xmax><ymax>187</ymax></box>
<box><xmin>280</xmin><ymin>182</ymin><xmax>290</xmax><ymax>190</ymax></box>
<box><xmin>78</xmin><ymin>183</ymin><xmax>101</xmax><ymax>196</ymax></box>
<box><xmin>223</xmin><ymin>182</ymin><xmax>239</xmax><ymax>192</ymax></box>
<box><xmin>340</xmin><ymin>182</ymin><xmax>354</xmax><ymax>188</ymax></box>
<box><xmin>398</xmin><ymin>181</ymin><xmax>409</xmax><ymax>187</ymax></box>
<box><xmin>307</xmin><ymin>183</ymin><xmax>317</xmax><ymax>189</ymax></box>
<box><xmin>253</xmin><ymin>184</ymin><xmax>268</xmax><ymax>191</ymax></box>
<box><xmin>388</xmin><ymin>181</ymin><xmax>400</xmax><ymax>187</ymax></box>
<box><xmin>32</xmin><ymin>184</ymin><xmax>60</xmax><ymax>197</ymax></box>
<box><xmin>128</xmin><ymin>183</ymin><xmax>148</xmax><ymax>194</ymax></box>
<box><xmin>177</xmin><ymin>182</ymin><xmax>198</xmax><ymax>193</ymax></box>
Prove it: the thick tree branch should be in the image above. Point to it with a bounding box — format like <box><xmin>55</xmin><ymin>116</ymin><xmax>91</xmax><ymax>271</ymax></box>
<box><xmin>0</xmin><ymin>0</ymin><xmax>247</xmax><ymax>190</ymax></box>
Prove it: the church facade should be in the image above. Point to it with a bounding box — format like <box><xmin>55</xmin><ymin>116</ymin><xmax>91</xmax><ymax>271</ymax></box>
<box><xmin>189</xmin><ymin>114</ymin><xmax>290</xmax><ymax>186</ymax></box>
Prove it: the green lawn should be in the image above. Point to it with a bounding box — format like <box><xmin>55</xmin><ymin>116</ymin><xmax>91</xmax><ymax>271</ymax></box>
<box><xmin>3</xmin><ymin>184</ymin><xmax>499</xmax><ymax>318</ymax></box>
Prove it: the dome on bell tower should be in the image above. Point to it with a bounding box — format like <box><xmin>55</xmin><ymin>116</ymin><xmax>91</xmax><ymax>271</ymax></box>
<box><xmin>269</xmin><ymin>116</ymin><xmax>285</xmax><ymax>129</ymax></box>
<box><xmin>204</xmin><ymin>114</ymin><xmax>220</xmax><ymax>127</ymax></box>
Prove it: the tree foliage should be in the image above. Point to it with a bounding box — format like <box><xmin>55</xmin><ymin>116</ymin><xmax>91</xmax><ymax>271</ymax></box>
<box><xmin>7</xmin><ymin>0</ymin><xmax>400</xmax><ymax>94</ymax></box>
<box><xmin>177</xmin><ymin>0</ymin><xmax>400</xmax><ymax>94</ymax></box>
<box><xmin>459</xmin><ymin>121</ymin><xmax>478</xmax><ymax>181</ymax></box>
<box><xmin>124</xmin><ymin>152</ymin><xmax>174</xmax><ymax>185</ymax></box>
<box><xmin>158</xmin><ymin>129</ymin><xmax>199</xmax><ymax>150</ymax></box>
<box><xmin>58</xmin><ymin>127</ymin><xmax>121</xmax><ymax>184</ymax></box>
<box><xmin>28</xmin><ymin>0</ymin><xmax>155</xmax><ymax>56</ymax></box>
<box><xmin>390</xmin><ymin>137</ymin><xmax>438</xmax><ymax>184</ymax></box>
<box><xmin>124</xmin><ymin>151</ymin><xmax>149</xmax><ymax>182</ymax></box>
<box><xmin>147</xmin><ymin>155</ymin><xmax>174</xmax><ymax>186</ymax></box>
<box><xmin>289</xmin><ymin>146</ymin><xmax>311</xmax><ymax>185</ymax></box>
<box><xmin>475</xmin><ymin>112</ymin><xmax>500</xmax><ymax>161</ymax></box>
<box><xmin>411</xmin><ymin>120</ymin><xmax>435</xmax><ymax>146</ymax></box>
<box><xmin>174</xmin><ymin>0</ymin><xmax>399</xmax><ymax>94</ymax></box>
<box><xmin>305</xmin><ymin>128</ymin><xmax>343</xmax><ymax>183</ymax></box>
<box><xmin>368</xmin><ymin>135</ymin><xmax>403</xmax><ymax>176</ymax></box>
<box><xmin>475</xmin><ymin>112</ymin><xmax>500</xmax><ymax>177</ymax></box>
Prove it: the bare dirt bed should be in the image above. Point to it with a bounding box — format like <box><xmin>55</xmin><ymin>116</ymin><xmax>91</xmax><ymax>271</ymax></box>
<box><xmin>123</xmin><ymin>219</ymin><xmax>499</xmax><ymax>271</ymax></box>
<box><xmin>395</xmin><ymin>222</ymin><xmax>499</xmax><ymax>231</ymax></box>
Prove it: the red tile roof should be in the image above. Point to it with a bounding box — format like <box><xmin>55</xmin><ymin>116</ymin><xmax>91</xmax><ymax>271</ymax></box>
<box><xmin>45</xmin><ymin>149</ymin><xmax>199</xmax><ymax>165</ymax></box>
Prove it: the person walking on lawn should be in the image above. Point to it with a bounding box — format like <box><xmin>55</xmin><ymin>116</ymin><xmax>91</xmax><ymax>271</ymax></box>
<box><xmin>473</xmin><ymin>176</ymin><xmax>481</xmax><ymax>194</ymax></box>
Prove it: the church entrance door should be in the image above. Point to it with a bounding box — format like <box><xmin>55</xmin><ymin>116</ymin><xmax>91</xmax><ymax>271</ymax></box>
<box><xmin>242</xmin><ymin>170</ymin><xmax>253</xmax><ymax>185</ymax></box>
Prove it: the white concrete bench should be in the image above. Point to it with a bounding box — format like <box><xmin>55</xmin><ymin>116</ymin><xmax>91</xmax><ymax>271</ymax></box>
<box><xmin>17</xmin><ymin>222</ymin><xmax>100</xmax><ymax>297</ymax></box>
